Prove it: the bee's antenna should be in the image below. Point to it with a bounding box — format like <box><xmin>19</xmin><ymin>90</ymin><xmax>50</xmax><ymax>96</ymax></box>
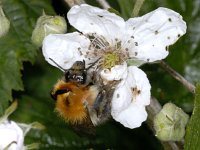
<box><xmin>86</xmin><ymin>57</ymin><xmax>101</xmax><ymax>70</ymax></box>
<box><xmin>49</xmin><ymin>58</ymin><xmax>66</xmax><ymax>72</ymax></box>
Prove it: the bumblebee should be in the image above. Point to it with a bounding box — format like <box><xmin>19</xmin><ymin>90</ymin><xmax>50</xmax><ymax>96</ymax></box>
<box><xmin>50</xmin><ymin>58</ymin><xmax>112</xmax><ymax>134</ymax></box>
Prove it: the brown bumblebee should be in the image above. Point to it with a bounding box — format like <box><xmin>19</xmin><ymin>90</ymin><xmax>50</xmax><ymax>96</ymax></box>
<box><xmin>49</xmin><ymin>58</ymin><xmax>112</xmax><ymax>134</ymax></box>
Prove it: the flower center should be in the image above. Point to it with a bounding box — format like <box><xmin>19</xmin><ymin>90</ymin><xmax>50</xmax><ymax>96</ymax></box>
<box><xmin>102</xmin><ymin>52</ymin><xmax>120</xmax><ymax>69</ymax></box>
<box><xmin>87</xmin><ymin>34</ymin><xmax>129</xmax><ymax>70</ymax></box>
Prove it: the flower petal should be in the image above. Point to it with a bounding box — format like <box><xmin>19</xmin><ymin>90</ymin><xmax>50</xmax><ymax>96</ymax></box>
<box><xmin>42</xmin><ymin>32</ymin><xmax>90</xmax><ymax>70</ymax></box>
<box><xmin>67</xmin><ymin>4</ymin><xmax>126</xmax><ymax>44</ymax></box>
<box><xmin>112</xmin><ymin>104</ymin><xmax>147</xmax><ymax>129</ymax></box>
<box><xmin>126</xmin><ymin>66</ymin><xmax>151</xmax><ymax>106</ymax></box>
<box><xmin>111</xmin><ymin>66</ymin><xmax>151</xmax><ymax>128</ymax></box>
<box><xmin>100</xmin><ymin>62</ymin><xmax>128</xmax><ymax>81</ymax></box>
<box><xmin>111</xmin><ymin>80</ymin><xmax>132</xmax><ymax>112</ymax></box>
<box><xmin>0</xmin><ymin>121</ymin><xmax>24</xmax><ymax>150</ymax></box>
<box><xmin>125</xmin><ymin>7</ymin><xmax>186</xmax><ymax>62</ymax></box>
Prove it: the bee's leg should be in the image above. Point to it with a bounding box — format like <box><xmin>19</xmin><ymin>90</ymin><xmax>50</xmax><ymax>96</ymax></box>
<box><xmin>93</xmin><ymin>90</ymin><xmax>106</xmax><ymax>117</ymax></box>
<box><xmin>50</xmin><ymin>89</ymin><xmax>69</xmax><ymax>101</ymax></box>
<box><xmin>86</xmin><ymin>57</ymin><xmax>101</xmax><ymax>70</ymax></box>
<box><xmin>93</xmin><ymin>89</ymin><xmax>112</xmax><ymax>122</ymax></box>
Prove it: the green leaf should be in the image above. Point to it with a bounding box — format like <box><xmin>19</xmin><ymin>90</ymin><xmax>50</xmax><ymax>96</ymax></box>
<box><xmin>0</xmin><ymin>0</ymin><xmax>54</xmax><ymax>115</ymax></box>
<box><xmin>184</xmin><ymin>84</ymin><xmax>200</xmax><ymax>150</ymax></box>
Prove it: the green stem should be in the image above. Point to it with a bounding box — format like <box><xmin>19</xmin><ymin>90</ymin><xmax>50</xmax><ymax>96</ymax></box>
<box><xmin>96</xmin><ymin>0</ymin><xmax>111</xmax><ymax>9</ymax></box>
<box><xmin>131</xmin><ymin>0</ymin><xmax>145</xmax><ymax>17</ymax></box>
<box><xmin>0</xmin><ymin>100</ymin><xmax>17</xmax><ymax>124</ymax></box>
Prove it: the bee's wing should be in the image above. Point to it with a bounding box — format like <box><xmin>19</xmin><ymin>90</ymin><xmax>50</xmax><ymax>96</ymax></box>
<box><xmin>87</xmin><ymin>89</ymin><xmax>113</xmax><ymax>126</ymax></box>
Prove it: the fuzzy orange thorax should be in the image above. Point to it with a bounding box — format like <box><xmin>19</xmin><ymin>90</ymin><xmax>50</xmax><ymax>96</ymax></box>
<box><xmin>53</xmin><ymin>80</ymin><xmax>92</xmax><ymax>124</ymax></box>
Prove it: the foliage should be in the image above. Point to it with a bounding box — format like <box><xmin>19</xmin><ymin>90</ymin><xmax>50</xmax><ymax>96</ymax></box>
<box><xmin>0</xmin><ymin>0</ymin><xmax>199</xmax><ymax>149</ymax></box>
<box><xmin>184</xmin><ymin>84</ymin><xmax>200</xmax><ymax>150</ymax></box>
<box><xmin>0</xmin><ymin>0</ymin><xmax>54</xmax><ymax>115</ymax></box>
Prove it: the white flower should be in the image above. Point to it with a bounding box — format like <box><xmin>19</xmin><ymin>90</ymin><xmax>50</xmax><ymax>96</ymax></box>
<box><xmin>0</xmin><ymin>120</ymin><xmax>24</xmax><ymax>150</ymax></box>
<box><xmin>42</xmin><ymin>4</ymin><xmax>186</xmax><ymax>128</ymax></box>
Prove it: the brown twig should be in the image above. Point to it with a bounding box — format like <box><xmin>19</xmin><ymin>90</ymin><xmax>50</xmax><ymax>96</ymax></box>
<box><xmin>96</xmin><ymin>0</ymin><xmax>111</xmax><ymax>9</ymax></box>
<box><xmin>159</xmin><ymin>60</ymin><xmax>195</xmax><ymax>94</ymax></box>
<box><xmin>131</xmin><ymin>0</ymin><xmax>145</xmax><ymax>17</ymax></box>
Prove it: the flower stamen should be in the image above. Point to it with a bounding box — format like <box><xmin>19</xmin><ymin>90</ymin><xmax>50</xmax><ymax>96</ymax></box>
<box><xmin>87</xmin><ymin>34</ymin><xmax>129</xmax><ymax>70</ymax></box>
<box><xmin>103</xmin><ymin>52</ymin><xmax>120</xmax><ymax>69</ymax></box>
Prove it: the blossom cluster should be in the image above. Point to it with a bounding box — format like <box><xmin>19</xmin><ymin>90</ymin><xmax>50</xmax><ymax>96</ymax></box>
<box><xmin>43</xmin><ymin>4</ymin><xmax>186</xmax><ymax>128</ymax></box>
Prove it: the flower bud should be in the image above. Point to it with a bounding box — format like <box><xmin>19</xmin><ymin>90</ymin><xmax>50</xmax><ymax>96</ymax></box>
<box><xmin>31</xmin><ymin>12</ymin><xmax>67</xmax><ymax>47</ymax></box>
<box><xmin>0</xmin><ymin>7</ymin><xmax>10</xmax><ymax>37</ymax></box>
<box><xmin>154</xmin><ymin>103</ymin><xmax>189</xmax><ymax>141</ymax></box>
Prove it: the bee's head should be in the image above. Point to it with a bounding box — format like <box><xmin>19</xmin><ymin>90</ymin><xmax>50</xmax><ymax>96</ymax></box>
<box><xmin>71</xmin><ymin>61</ymin><xmax>85</xmax><ymax>70</ymax></box>
<box><xmin>64</xmin><ymin>61</ymin><xmax>87</xmax><ymax>84</ymax></box>
<box><xmin>64</xmin><ymin>70</ymin><xmax>86</xmax><ymax>84</ymax></box>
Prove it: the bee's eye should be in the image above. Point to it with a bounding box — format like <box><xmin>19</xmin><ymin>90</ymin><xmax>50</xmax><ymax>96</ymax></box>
<box><xmin>64</xmin><ymin>71</ymin><xmax>71</xmax><ymax>81</ymax></box>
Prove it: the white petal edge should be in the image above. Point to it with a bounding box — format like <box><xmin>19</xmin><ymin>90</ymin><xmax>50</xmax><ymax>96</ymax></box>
<box><xmin>112</xmin><ymin>104</ymin><xmax>147</xmax><ymax>129</ymax></box>
<box><xmin>125</xmin><ymin>7</ymin><xmax>187</xmax><ymax>62</ymax></box>
<box><xmin>100</xmin><ymin>62</ymin><xmax>128</xmax><ymax>82</ymax></box>
<box><xmin>0</xmin><ymin>121</ymin><xmax>24</xmax><ymax>150</ymax></box>
<box><xmin>42</xmin><ymin>32</ymin><xmax>90</xmax><ymax>70</ymax></box>
<box><xmin>67</xmin><ymin>4</ymin><xmax>126</xmax><ymax>44</ymax></box>
<box><xmin>111</xmin><ymin>66</ymin><xmax>151</xmax><ymax>129</ymax></box>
